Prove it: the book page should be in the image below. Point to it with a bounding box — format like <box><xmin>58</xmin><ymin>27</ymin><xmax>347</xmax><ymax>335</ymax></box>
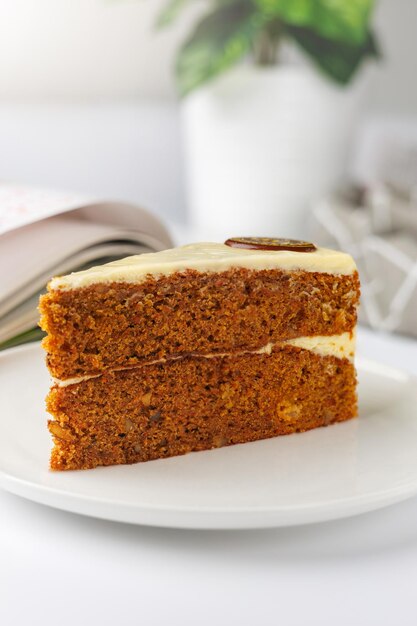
<box><xmin>0</xmin><ymin>183</ymin><xmax>94</xmax><ymax>236</ymax></box>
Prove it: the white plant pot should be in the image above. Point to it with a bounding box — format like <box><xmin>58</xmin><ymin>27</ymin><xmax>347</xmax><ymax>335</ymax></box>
<box><xmin>181</xmin><ymin>64</ymin><xmax>365</xmax><ymax>240</ymax></box>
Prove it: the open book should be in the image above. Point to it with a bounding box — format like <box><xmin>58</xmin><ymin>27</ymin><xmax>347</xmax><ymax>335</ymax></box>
<box><xmin>0</xmin><ymin>184</ymin><xmax>173</xmax><ymax>350</ymax></box>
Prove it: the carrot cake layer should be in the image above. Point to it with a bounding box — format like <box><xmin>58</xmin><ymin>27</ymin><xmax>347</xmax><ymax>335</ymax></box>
<box><xmin>47</xmin><ymin>344</ymin><xmax>357</xmax><ymax>471</ymax></box>
<box><xmin>40</xmin><ymin>238</ymin><xmax>360</xmax><ymax>471</ymax></box>
<box><xmin>40</xmin><ymin>243</ymin><xmax>359</xmax><ymax>380</ymax></box>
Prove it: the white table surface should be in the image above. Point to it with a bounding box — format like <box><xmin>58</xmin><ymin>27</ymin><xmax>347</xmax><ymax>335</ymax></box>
<box><xmin>1</xmin><ymin>326</ymin><xmax>416</xmax><ymax>626</ymax></box>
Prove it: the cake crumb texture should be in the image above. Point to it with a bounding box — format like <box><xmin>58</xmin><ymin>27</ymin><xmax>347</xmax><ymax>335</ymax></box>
<box><xmin>40</xmin><ymin>267</ymin><xmax>360</xmax><ymax>380</ymax></box>
<box><xmin>47</xmin><ymin>346</ymin><xmax>357</xmax><ymax>471</ymax></box>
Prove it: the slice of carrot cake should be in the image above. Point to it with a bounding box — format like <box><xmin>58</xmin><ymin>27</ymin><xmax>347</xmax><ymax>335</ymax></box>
<box><xmin>39</xmin><ymin>237</ymin><xmax>360</xmax><ymax>471</ymax></box>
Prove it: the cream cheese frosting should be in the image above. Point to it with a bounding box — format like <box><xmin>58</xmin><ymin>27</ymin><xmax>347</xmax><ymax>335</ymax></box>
<box><xmin>286</xmin><ymin>332</ymin><xmax>356</xmax><ymax>361</ymax></box>
<box><xmin>49</xmin><ymin>242</ymin><xmax>357</xmax><ymax>290</ymax></box>
<box><xmin>53</xmin><ymin>332</ymin><xmax>356</xmax><ymax>386</ymax></box>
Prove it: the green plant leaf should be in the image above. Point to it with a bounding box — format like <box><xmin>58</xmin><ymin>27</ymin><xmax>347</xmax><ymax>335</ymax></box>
<box><xmin>0</xmin><ymin>327</ymin><xmax>45</xmax><ymax>351</ymax></box>
<box><xmin>255</xmin><ymin>0</ymin><xmax>375</xmax><ymax>45</ymax></box>
<box><xmin>156</xmin><ymin>0</ymin><xmax>194</xmax><ymax>28</ymax></box>
<box><xmin>287</xmin><ymin>25</ymin><xmax>379</xmax><ymax>85</ymax></box>
<box><xmin>176</xmin><ymin>2</ymin><xmax>266</xmax><ymax>96</ymax></box>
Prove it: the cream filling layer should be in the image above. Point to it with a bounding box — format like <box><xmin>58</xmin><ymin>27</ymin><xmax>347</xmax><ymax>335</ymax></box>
<box><xmin>49</xmin><ymin>242</ymin><xmax>357</xmax><ymax>290</ymax></box>
<box><xmin>52</xmin><ymin>332</ymin><xmax>355</xmax><ymax>387</ymax></box>
<box><xmin>285</xmin><ymin>332</ymin><xmax>356</xmax><ymax>361</ymax></box>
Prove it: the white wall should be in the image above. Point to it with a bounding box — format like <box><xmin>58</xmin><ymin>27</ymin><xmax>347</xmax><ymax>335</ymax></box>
<box><xmin>0</xmin><ymin>102</ymin><xmax>186</xmax><ymax>220</ymax></box>
<box><xmin>369</xmin><ymin>0</ymin><xmax>417</xmax><ymax>115</ymax></box>
<box><xmin>0</xmin><ymin>0</ymin><xmax>415</xmax><ymax>114</ymax></box>
<box><xmin>0</xmin><ymin>0</ymin><xmax>415</xmax><ymax>224</ymax></box>
<box><xmin>0</xmin><ymin>0</ymin><xmax>196</xmax><ymax>100</ymax></box>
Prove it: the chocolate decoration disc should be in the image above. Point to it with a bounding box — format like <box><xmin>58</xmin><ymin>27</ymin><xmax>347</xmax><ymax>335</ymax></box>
<box><xmin>224</xmin><ymin>237</ymin><xmax>317</xmax><ymax>252</ymax></box>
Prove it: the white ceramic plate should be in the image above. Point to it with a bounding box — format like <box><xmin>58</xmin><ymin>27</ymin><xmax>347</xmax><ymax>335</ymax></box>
<box><xmin>0</xmin><ymin>343</ymin><xmax>416</xmax><ymax>529</ymax></box>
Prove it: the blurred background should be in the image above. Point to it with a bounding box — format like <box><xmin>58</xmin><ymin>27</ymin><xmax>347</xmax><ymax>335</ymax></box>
<box><xmin>1</xmin><ymin>0</ymin><xmax>416</xmax><ymax>340</ymax></box>
<box><xmin>0</xmin><ymin>0</ymin><xmax>415</xmax><ymax>219</ymax></box>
